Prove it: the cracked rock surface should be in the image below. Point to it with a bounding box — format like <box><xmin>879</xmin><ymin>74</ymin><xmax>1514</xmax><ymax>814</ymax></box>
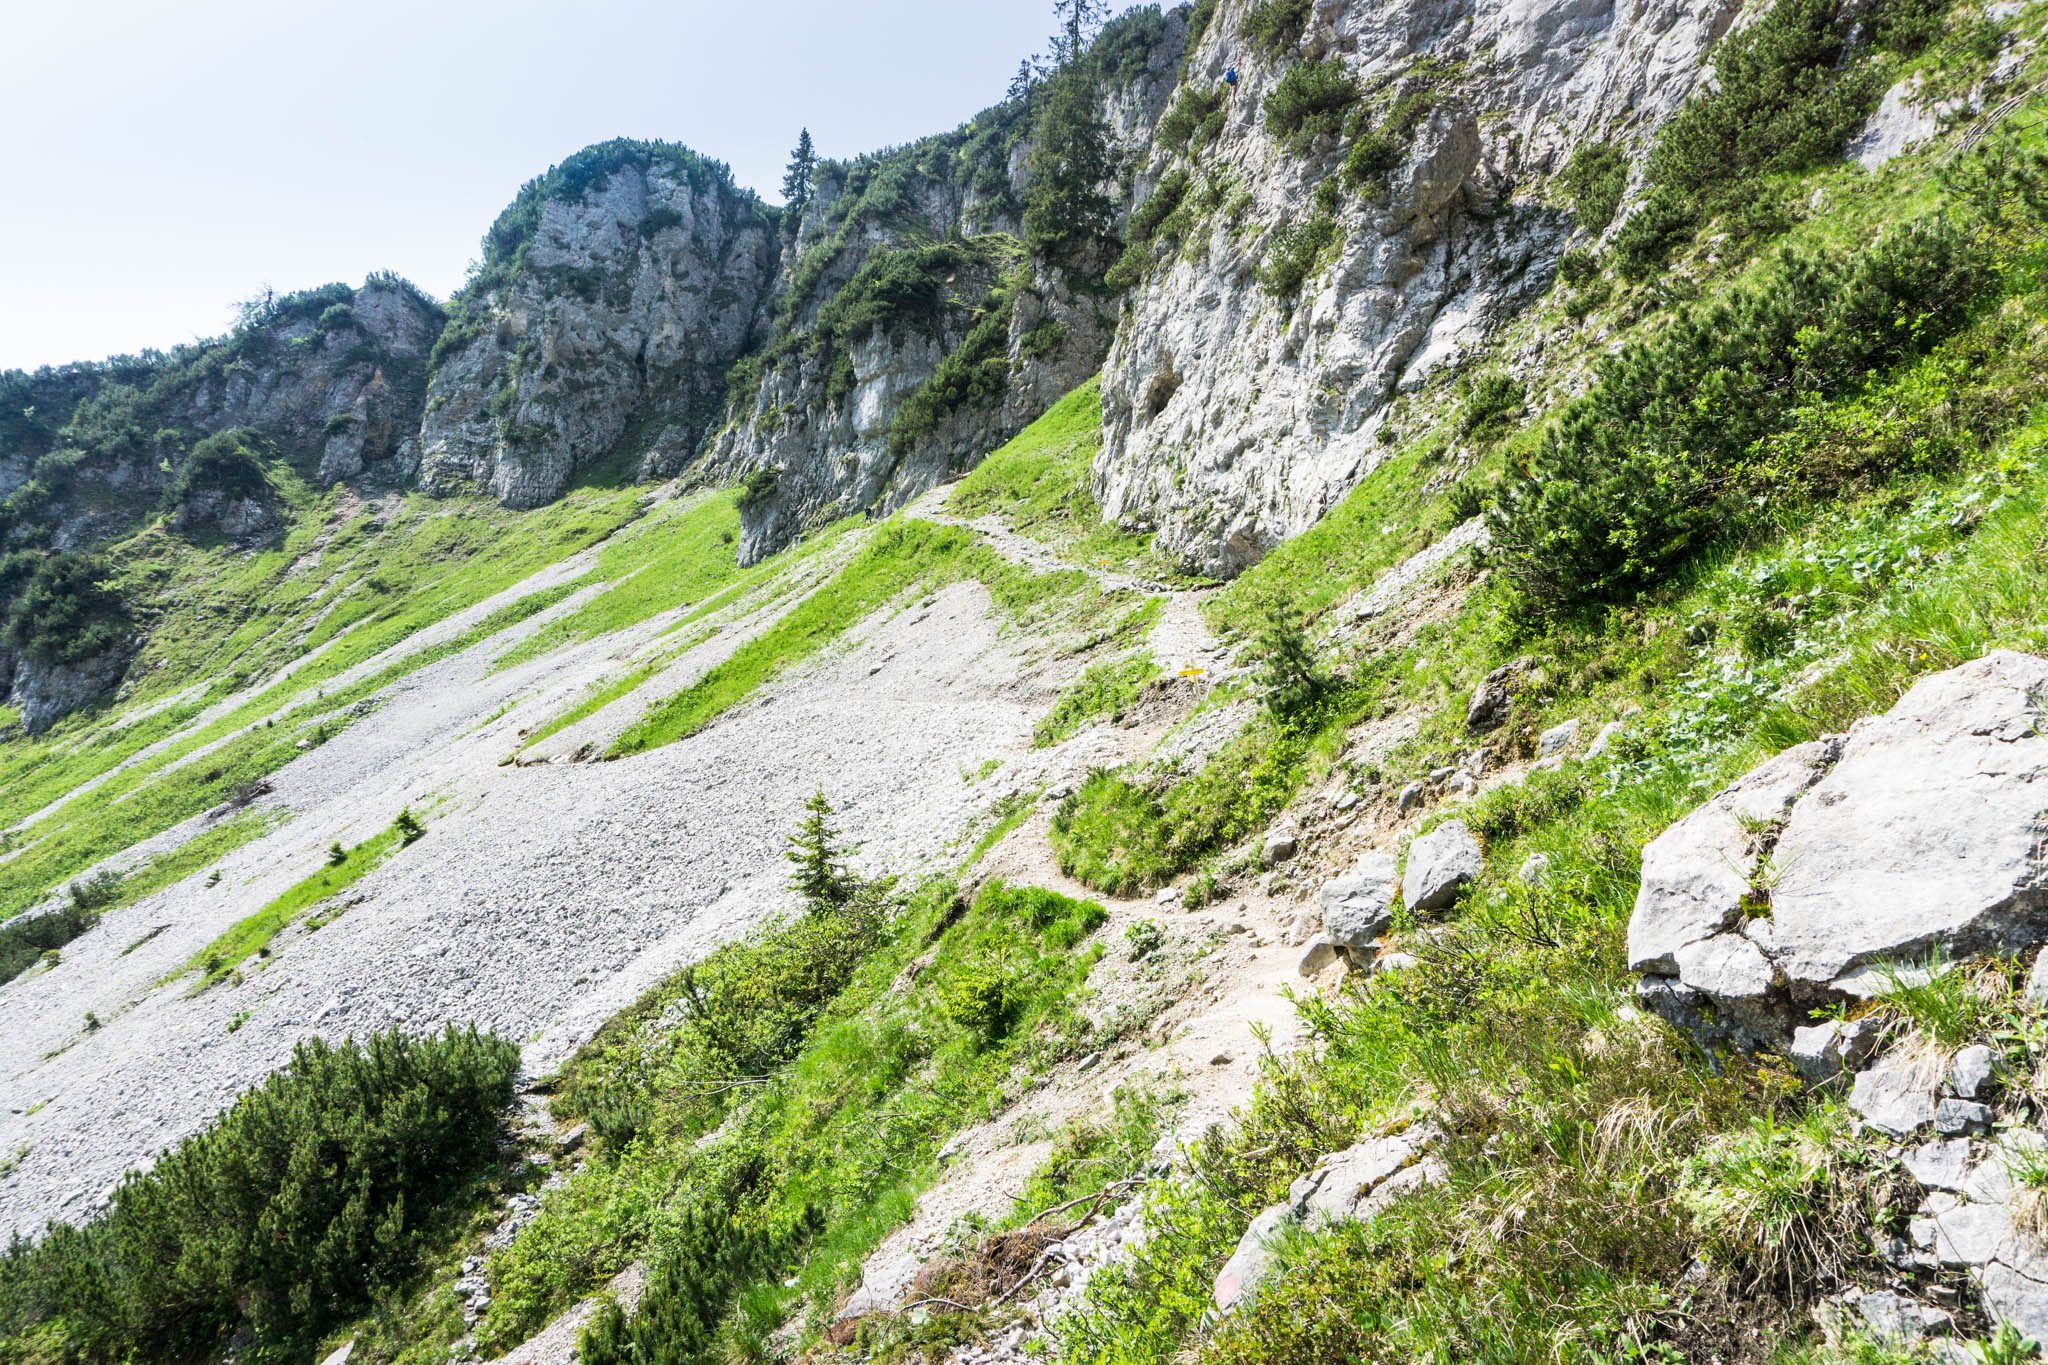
<box><xmin>1630</xmin><ymin>652</ymin><xmax>2048</xmax><ymax>1048</ymax></box>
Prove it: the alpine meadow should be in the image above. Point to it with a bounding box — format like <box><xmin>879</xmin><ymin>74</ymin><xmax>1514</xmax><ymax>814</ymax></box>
<box><xmin>6</xmin><ymin>0</ymin><xmax>2048</xmax><ymax>1362</ymax></box>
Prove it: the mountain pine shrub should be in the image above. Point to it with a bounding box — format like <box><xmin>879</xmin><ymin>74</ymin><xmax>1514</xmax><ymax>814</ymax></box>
<box><xmin>3</xmin><ymin>552</ymin><xmax>130</xmax><ymax>667</ymax></box>
<box><xmin>888</xmin><ymin>285</ymin><xmax>1017</xmax><ymax>455</ymax></box>
<box><xmin>0</xmin><ymin>1027</ymin><xmax>518</xmax><ymax>1363</ymax></box>
<box><xmin>1264</xmin><ymin>58</ymin><xmax>1360</xmax><ymax>150</ymax></box>
<box><xmin>1492</xmin><ymin>214</ymin><xmax>1997</xmax><ymax>615</ymax></box>
<box><xmin>1241</xmin><ymin>0</ymin><xmax>1312</xmax><ymax>55</ymax></box>
<box><xmin>1614</xmin><ymin>0</ymin><xmax>1884</xmax><ymax>274</ymax></box>
<box><xmin>0</xmin><ymin>902</ymin><xmax>100</xmax><ymax>986</ymax></box>
<box><xmin>1558</xmin><ymin>141</ymin><xmax>1628</xmax><ymax>234</ymax></box>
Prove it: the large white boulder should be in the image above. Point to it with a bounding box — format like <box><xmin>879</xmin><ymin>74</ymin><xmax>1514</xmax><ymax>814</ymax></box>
<box><xmin>1403</xmin><ymin>821</ymin><xmax>1483</xmax><ymax>913</ymax></box>
<box><xmin>1321</xmin><ymin>852</ymin><xmax>1400</xmax><ymax>948</ymax></box>
<box><xmin>1629</xmin><ymin>652</ymin><xmax>2048</xmax><ymax>1048</ymax></box>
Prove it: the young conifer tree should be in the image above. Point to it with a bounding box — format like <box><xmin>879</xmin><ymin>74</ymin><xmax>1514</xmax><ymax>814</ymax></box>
<box><xmin>786</xmin><ymin>787</ymin><xmax>851</xmax><ymax>910</ymax></box>
<box><xmin>1050</xmin><ymin>0</ymin><xmax>1108</xmax><ymax>67</ymax></box>
<box><xmin>781</xmin><ymin>128</ymin><xmax>817</xmax><ymax>222</ymax></box>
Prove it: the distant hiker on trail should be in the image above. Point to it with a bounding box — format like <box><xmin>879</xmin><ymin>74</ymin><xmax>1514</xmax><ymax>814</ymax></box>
<box><xmin>1224</xmin><ymin>66</ymin><xmax>1239</xmax><ymax>90</ymax></box>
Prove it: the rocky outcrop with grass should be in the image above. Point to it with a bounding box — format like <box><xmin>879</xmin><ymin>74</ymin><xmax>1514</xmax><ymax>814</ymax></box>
<box><xmin>417</xmin><ymin>142</ymin><xmax>780</xmax><ymax>508</ymax></box>
<box><xmin>0</xmin><ymin>278</ymin><xmax>441</xmax><ymax>554</ymax></box>
<box><xmin>1630</xmin><ymin>651</ymin><xmax>2048</xmax><ymax>1051</ymax></box>
<box><xmin>705</xmin><ymin>11</ymin><xmax>1187</xmax><ymax>565</ymax></box>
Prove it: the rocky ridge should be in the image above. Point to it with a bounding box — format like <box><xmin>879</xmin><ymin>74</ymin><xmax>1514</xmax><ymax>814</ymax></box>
<box><xmin>418</xmin><ymin>144</ymin><xmax>781</xmax><ymax>507</ymax></box>
<box><xmin>704</xmin><ymin>8</ymin><xmax>1189</xmax><ymax>564</ymax></box>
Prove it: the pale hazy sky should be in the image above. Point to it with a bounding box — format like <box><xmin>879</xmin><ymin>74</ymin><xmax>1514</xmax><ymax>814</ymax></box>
<box><xmin>0</xmin><ymin>0</ymin><xmax>1100</xmax><ymax>372</ymax></box>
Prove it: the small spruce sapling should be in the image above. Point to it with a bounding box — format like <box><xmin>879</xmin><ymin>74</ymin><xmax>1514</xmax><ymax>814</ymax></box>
<box><xmin>1254</xmin><ymin>603</ymin><xmax>1329</xmax><ymax>720</ymax></box>
<box><xmin>786</xmin><ymin>788</ymin><xmax>853</xmax><ymax>911</ymax></box>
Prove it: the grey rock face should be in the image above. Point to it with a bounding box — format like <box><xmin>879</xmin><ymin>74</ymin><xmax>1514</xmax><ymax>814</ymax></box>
<box><xmin>420</xmin><ymin>153</ymin><xmax>779</xmax><ymax>508</ymax></box>
<box><xmin>1951</xmin><ymin>1045</ymin><xmax>1997</xmax><ymax>1102</ymax></box>
<box><xmin>1884</xmin><ymin>1129</ymin><xmax>2048</xmax><ymax>1342</ymax></box>
<box><xmin>1935</xmin><ymin>1098</ymin><xmax>1995</xmax><ymax>1136</ymax></box>
<box><xmin>1842</xmin><ymin>1290</ymin><xmax>1952</xmax><ymax>1346</ymax></box>
<box><xmin>1769</xmin><ymin>653</ymin><xmax>2048</xmax><ymax>985</ymax></box>
<box><xmin>171</xmin><ymin>488</ymin><xmax>283</xmax><ymax>545</ymax></box>
<box><xmin>1212</xmin><ymin>1124</ymin><xmax>1441</xmax><ymax>1311</ymax></box>
<box><xmin>174</xmin><ymin>279</ymin><xmax>442</xmax><ymax>493</ymax></box>
<box><xmin>709</xmin><ymin>17</ymin><xmax>1186</xmax><ymax>565</ymax></box>
<box><xmin>1787</xmin><ymin>1015</ymin><xmax>1882</xmax><ymax>1084</ymax></box>
<box><xmin>1586</xmin><ymin>719</ymin><xmax>1625</xmax><ymax>758</ymax></box>
<box><xmin>12</xmin><ymin>645</ymin><xmax>130</xmax><ymax>735</ymax></box>
<box><xmin>1628</xmin><ymin>650</ymin><xmax>2048</xmax><ymax>1051</ymax></box>
<box><xmin>1626</xmin><ymin>737</ymin><xmax>1840</xmax><ymax>976</ymax></box>
<box><xmin>1905</xmin><ymin>1139</ymin><xmax>1974</xmax><ymax>1192</ymax></box>
<box><xmin>1466</xmin><ymin>662</ymin><xmax>1520</xmax><ymax>734</ymax></box>
<box><xmin>1296</xmin><ymin>935</ymin><xmax>1344</xmax><ymax>977</ymax></box>
<box><xmin>1403</xmin><ymin>820</ymin><xmax>1481</xmax><ymax>913</ymax></box>
<box><xmin>1537</xmin><ymin>718</ymin><xmax>1581</xmax><ymax>756</ymax></box>
<box><xmin>1211</xmin><ymin>1200</ymin><xmax>1301</xmax><ymax>1312</ymax></box>
<box><xmin>1848</xmin><ymin>77</ymin><xmax>1958</xmax><ymax>171</ymax></box>
<box><xmin>1850</xmin><ymin>1050</ymin><xmax>1941</xmax><ymax>1138</ymax></box>
<box><xmin>1321</xmin><ymin>852</ymin><xmax>1399</xmax><ymax>948</ymax></box>
<box><xmin>1095</xmin><ymin>0</ymin><xmax>1741</xmax><ymax>576</ymax></box>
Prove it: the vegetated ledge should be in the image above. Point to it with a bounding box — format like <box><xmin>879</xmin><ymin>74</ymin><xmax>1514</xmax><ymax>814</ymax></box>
<box><xmin>174</xmin><ymin>811</ymin><xmax>424</xmax><ymax>994</ymax></box>
<box><xmin>606</xmin><ymin>517</ymin><xmax>1124</xmax><ymax>757</ymax></box>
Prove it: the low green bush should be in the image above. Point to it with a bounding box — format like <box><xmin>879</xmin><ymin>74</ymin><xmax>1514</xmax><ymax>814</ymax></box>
<box><xmin>1258</xmin><ymin>184</ymin><xmax>1342</xmax><ymax>300</ymax></box>
<box><xmin>1492</xmin><ymin>215</ymin><xmax>1995</xmax><ymax>615</ymax></box>
<box><xmin>1559</xmin><ymin>141</ymin><xmax>1628</xmax><ymax>235</ymax></box>
<box><xmin>1264</xmin><ymin>58</ymin><xmax>1359</xmax><ymax>150</ymax></box>
<box><xmin>737</xmin><ymin>465</ymin><xmax>780</xmax><ymax>514</ymax></box>
<box><xmin>1107</xmin><ymin>170</ymin><xmax>1193</xmax><ymax>291</ymax></box>
<box><xmin>3</xmin><ymin>552</ymin><xmax>130</xmax><ymax>667</ymax></box>
<box><xmin>0</xmin><ymin>1027</ymin><xmax>518</xmax><ymax>1363</ymax></box>
<box><xmin>1339</xmin><ymin>68</ymin><xmax>1450</xmax><ymax>193</ymax></box>
<box><xmin>1036</xmin><ymin>655</ymin><xmax>1158</xmax><ymax>745</ymax></box>
<box><xmin>564</xmin><ymin>886</ymin><xmax>890</xmax><ymax>1148</ymax></box>
<box><xmin>0</xmin><ymin>902</ymin><xmax>99</xmax><ymax>986</ymax></box>
<box><xmin>1051</xmin><ymin>770</ymin><xmax>1176</xmax><ymax>894</ymax></box>
<box><xmin>1454</xmin><ymin>371</ymin><xmax>1525</xmax><ymax>444</ymax></box>
<box><xmin>1156</xmin><ymin>87</ymin><xmax>1224</xmax><ymax>156</ymax></box>
<box><xmin>888</xmin><ymin>288</ymin><xmax>1016</xmax><ymax>456</ymax></box>
<box><xmin>1614</xmin><ymin>0</ymin><xmax>1882</xmax><ymax>274</ymax></box>
<box><xmin>1241</xmin><ymin>0</ymin><xmax>1311</xmax><ymax>55</ymax></box>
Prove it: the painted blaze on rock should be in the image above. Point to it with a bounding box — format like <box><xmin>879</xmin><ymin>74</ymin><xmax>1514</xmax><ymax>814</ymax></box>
<box><xmin>1628</xmin><ymin>652</ymin><xmax>2048</xmax><ymax>1049</ymax></box>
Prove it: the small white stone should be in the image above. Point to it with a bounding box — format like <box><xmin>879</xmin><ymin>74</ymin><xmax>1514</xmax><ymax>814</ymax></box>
<box><xmin>1537</xmin><ymin>719</ymin><xmax>1582</xmax><ymax>756</ymax></box>
<box><xmin>1949</xmin><ymin>1044</ymin><xmax>1995</xmax><ymax>1101</ymax></box>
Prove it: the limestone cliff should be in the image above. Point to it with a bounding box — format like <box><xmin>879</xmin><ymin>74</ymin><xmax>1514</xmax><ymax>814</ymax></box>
<box><xmin>0</xmin><ymin>276</ymin><xmax>441</xmax><ymax>552</ymax></box>
<box><xmin>1095</xmin><ymin>0</ymin><xmax>1740</xmax><ymax>576</ymax></box>
<box><xmin>416</xmin><ymin>142</ymin><xmax>779</xmax><ymax>508</ymax></box>
<box><xmin>706</xmin><ymin>7</ymin><xmax>1188</xmax><ymax>564</ymax></box>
